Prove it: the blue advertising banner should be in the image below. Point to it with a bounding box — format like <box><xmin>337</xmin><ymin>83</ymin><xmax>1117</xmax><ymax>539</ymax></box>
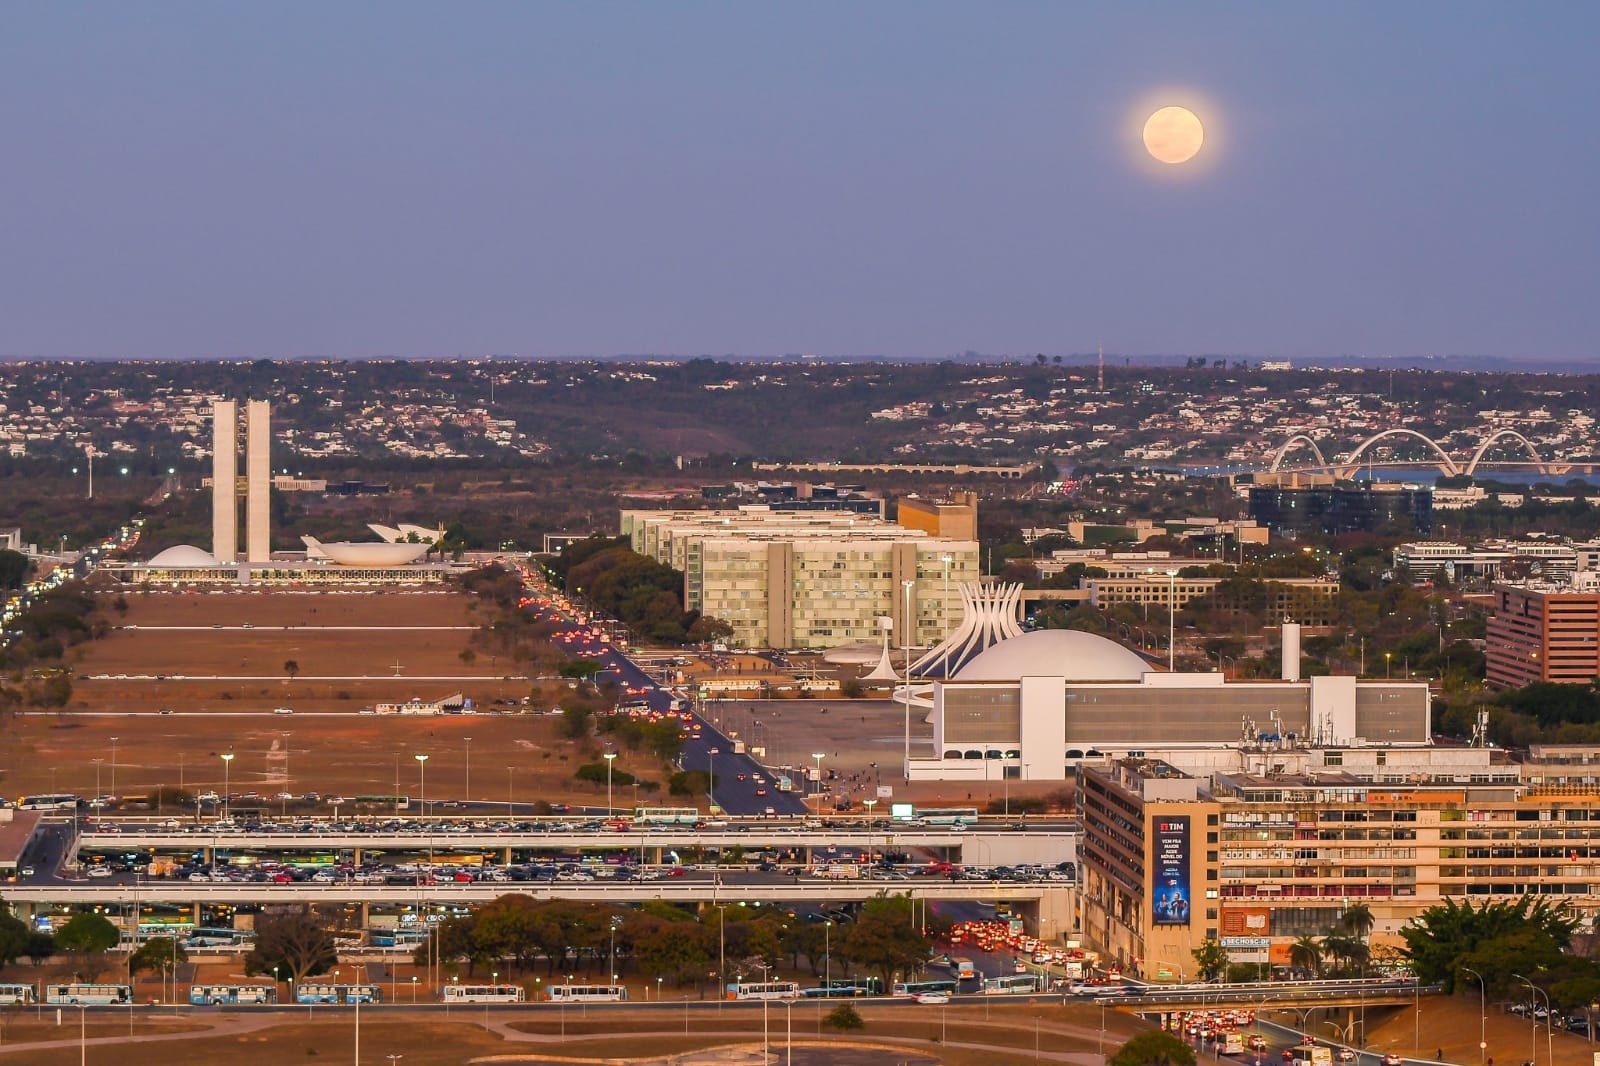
<box><xmin>1152</xmin><ymin>816</ymin><xmax>1191</xmax><ymax>925</ymax></box>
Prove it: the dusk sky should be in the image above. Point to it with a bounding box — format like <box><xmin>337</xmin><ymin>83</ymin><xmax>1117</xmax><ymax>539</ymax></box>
<box><xmin>2</xmin><ymin>3</ymin><xmax>1596</xmax><ymax>362</ymax></box>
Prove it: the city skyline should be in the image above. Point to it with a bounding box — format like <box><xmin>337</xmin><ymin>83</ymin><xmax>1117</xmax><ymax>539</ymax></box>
<box><xmin>2</xmin><ymin>3</ymin><xmax>1596</xmax><ymax>362</ymax></box>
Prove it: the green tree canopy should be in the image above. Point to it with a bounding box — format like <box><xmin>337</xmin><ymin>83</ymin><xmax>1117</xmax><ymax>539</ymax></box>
<box><xmin>1110</xmin><ymin>1031</ymin><xmax>1198</xmax><ymax>1066</ymax></box>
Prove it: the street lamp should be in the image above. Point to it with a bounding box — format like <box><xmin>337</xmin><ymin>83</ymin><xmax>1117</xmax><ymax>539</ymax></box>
<box><xmin>110</xmin><ymin>736</ymin><xmax>118</xmax><ymax>799</ymax></box>
<box><xmin>901</xmin><ymin>579</ymin><xmax>914</xmax><ymax>780</ymax></box>
<box><xmin>351</xmin><ymin>961</ymin><xmax>368</xmax><ymax>1066</ymax></box>
<box><xmin>1513</xmin><ymin>973</ymin><xmax>1552</xmax><ymax>1066</ymax></box>
<box><xmin>604</xmin><ymin>752</ymin><xmax>618</xmax><ymax>817</ymax></box>
<box><xmin>464</xmin><ymin>737</ymin><xmax>472</xmax><ymax>803</ymax></box>
<box><xmin>1460</xmin><ymin>966</ymin><xmax>1486</xmax><ymax>1066</ymax></box>
<box><xmin>1164</xmin><ymin>570</ymin><xmax>1178</xmax><ymax>671</ymax></box>
<box><xmin>220</xmin><ymin>753</ymin><xmax>235</xmax><ymax>821</ymax></box>
<box><xmin>414</xmin><ymin>754</ymin><xmax>429</xmax><ymax>817</ymax></box>
<box><xmin>811</xmin><ymin>753</ymin><xmax>826</xmax><ymax>815</ymax></box>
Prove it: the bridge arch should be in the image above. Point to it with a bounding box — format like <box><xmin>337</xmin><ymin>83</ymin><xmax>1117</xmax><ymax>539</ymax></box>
<box><xmin>1342</xmin><ymin>429</ymin><xmax>1459</xmax><ymax>476</ymax></box>
<box><xmin>1465</xmin><ymin>429</ymin><xmax>1545</xmax><ymax>476</ymax></box>
<box><xmin>1268</xmin><ymin>434</ymin><xmax>1329</xmax><ymax>472</ymax></box>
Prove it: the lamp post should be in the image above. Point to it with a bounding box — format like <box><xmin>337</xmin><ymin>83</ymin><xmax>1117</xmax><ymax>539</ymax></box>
<box><xmin>110</xmin><ymin>736</ymin><xmax>118</xmax><ymax>799</ymax></box>
<box><xmin>823</xmin><ymin>920</ymin><xmax>831</xmax><ymax>991</ymax></box>
<box><xmin>708</xmin><ymin>748</ymin><xmax>719</xmax><ymax>809</ymax></box>
<box><xmin>281</xmin><ymin>731</ymin><xmax>292</xmax><ymax>818</ymax></box>
<box><xmin>604</xmin><ymin>752</ymin><xmax>617</xmax><ymax>817</ymax></box>
<box><xmin>1164</xmin><ymin>570</ymin><xmax>1178</xmax><ymax>670</ymax></box>
<box><xmin>1460</xmin><ymin>967</ymin><xmax>1486</xmax><ymax>1066</ymax></box>
<box><xmin>940</xmin><ymin>553</ymin><xmax>954</xmax><ymax>640</ymax></box>
<box><xmin>464</xmin><ymin>737</ymin><xmax>472</xmax><ymax>804</ymax></box>
<box><xmin>1513</xmin><ymin>973</ymin><xmax>1550</xmax><ymax>1066</ymax></box>
<box><xmin>414</xmin><ymin>754</ymin><xmax>429</xmax><ymax>818</ymax></box>
<box><xmin>506</xmin><ymin>766</ymin><xmax>514</xmax><ymax>816</ymax></box>
<box><xmin>901</xmin><ymin>579</ymin><xmax>914</xmax><ymax>780</ymax></box>
<box><xmin>1386</xmin><ymin>651</ymin><xmax>1393</xmax><ymax>680</ymax></box>
<box><xmin>220</xmin><ymin>752</ymin><xmax>234</xmax><ymax>821</ymax></box>
<box><xmin>811</xmin><ymin>752</ymin><xmax>825</xmax><ymax>815</ymax></box>
<box><xmin>351</xmin><ymin>961</ymin><xmax>367</xmax><ymax>1066</ymax></box>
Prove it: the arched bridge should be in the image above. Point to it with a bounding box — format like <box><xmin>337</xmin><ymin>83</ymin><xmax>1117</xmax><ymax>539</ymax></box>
<box><xmin>1269</xmin><ymin>428</ymin><xmax>1572</xmax><ymax>477</ymax></box>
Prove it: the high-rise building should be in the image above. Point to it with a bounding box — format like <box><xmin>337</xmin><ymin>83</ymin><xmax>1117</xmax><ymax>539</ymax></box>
<box><xmin>246</xmin><ymin>400</ymin><xmax>271</xmax><ymax>562</ymax></box>
<box><xmin>210</xmin><ymin>399</ymin><xmax>272</xmax><ymax>565</ymax></box>
<box><xmin>1485</xmin><ymin>576</ymin><xmax>1600</xmax><ymax>687</ymax></box>
<box><xmin>210</xmin><ymin>400</ymin><xmax>238</xmax><ymax>564</ymax></box>
<box><xmin>1248</xmin><ymin>478</ymin><xmax>1432</xmax><ymax>536</ymax></box>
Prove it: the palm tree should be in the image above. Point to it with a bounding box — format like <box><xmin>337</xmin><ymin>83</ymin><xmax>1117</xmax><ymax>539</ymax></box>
<box><xmin>1342</xmin><ymin>903</ymin><xmax>1375</xmax><ymax>941</ymax></box>
<box><xmin>1289</xmin><ymin>934</ymin><xmax>1323</xmax><ymax>976</ymax></box>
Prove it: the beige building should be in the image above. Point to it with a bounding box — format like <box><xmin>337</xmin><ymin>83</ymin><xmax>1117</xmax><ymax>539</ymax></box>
<box><xmin>620</xmin><ymin>508</ymin><xmax>978</xmax><ymax>649</ymax></box>
<box><xmin>897</xmin><ymin>493</ymin><xmax>978</xmax><ymax>542</ymax></box>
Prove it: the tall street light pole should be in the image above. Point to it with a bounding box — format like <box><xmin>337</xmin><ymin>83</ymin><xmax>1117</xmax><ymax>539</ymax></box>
<box><xmin>603</xmin><ymin>752</ymin><xmax>617</xmax><ymax>817</ymax></box>
<box><xmin>901</xmin><ymin>579</ymin><xmax>914</xmax><ymax>780</ymax></box>
<box><xmin>1460</xmin><ymin>966</ymin><xmax>1486</xmax><ymax>1066</ymax></box>
<box><xmin>220</xmin><ymin>753</ymin><xmax>234</xmax><ymax>821</ymax></box>
<box><xmin>463</xmin><ymin>737</ymin><xmax>472</xmax><ymax>804</ymax></box>
<box><xmin>811</xmin><ymin>753</ymin><xmax>825</xmax><ymax>815</ymax></box>
<box><xmin>1165</xmin><ymin>569</ymin><xmax>1178</xmax><ymax>671</ymax></box>
<box><xmin>110</xmin><ymin>736</ymin><xmax>118</xmax><ymax>798</ymax></box>
<box><xmin>414</xmin><ymin>753</ymin><xmax>429</xmax><ymax>818</ymax></box>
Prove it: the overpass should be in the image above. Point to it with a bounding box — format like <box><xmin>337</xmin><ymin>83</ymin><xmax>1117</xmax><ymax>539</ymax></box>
<box><xmin>1105</xmin><ymin>978</ymin><xmax>1439</xmax><ymax>1010</ymax></box>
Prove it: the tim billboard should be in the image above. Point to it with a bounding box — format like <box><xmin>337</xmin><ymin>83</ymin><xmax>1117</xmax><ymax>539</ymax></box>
<box><xmin>1152</xmin><ymin>816</ymin><xmax>1191</xmax><ymax>925</ymax></box>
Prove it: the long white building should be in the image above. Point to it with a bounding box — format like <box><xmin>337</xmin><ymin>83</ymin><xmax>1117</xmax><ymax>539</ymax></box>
<box><xmin>620</xmin><ymin>508</ymin><xmax>978</xmax><ymax>650</ymax></box>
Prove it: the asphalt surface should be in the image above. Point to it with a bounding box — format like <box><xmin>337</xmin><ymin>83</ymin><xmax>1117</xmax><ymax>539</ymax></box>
<box><xmin>516</xmin><ymin>569</ymin><xmax>809</xmax><ymax>817</ymax></box>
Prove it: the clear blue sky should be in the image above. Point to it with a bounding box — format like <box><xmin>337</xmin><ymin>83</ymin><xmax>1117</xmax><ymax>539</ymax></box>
<box><xmin>2</xmin><ymin>2</ymin><xmax>1595</xmax><ymax>361</ymax></box>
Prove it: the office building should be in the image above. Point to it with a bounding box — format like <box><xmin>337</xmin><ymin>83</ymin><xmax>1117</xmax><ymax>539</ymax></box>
<box><xmin>210</xmin><ymin>400</ymin><xmax>238</xmax><ymax>564</ymax></box>
<box><xmin>1248</xmin><ymin>480</ymin><xmax>1432</xmax><ymax>537</ymax></box>
<box><xmin>620</xmin><ymin>508</ymin><xmax>978</xmax><ymax>650</ymax></box>
<box><xmin>1485</xmin><ymin>575</ymin><xmax>1600</xmax><ymax>687</ymax></box>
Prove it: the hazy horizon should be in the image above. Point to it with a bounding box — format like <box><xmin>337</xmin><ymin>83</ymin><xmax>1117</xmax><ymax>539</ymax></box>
<box><xmin>3</xmin><ymin>3</ymin><xmax>1596</xmax><ymax>363</ymax></box>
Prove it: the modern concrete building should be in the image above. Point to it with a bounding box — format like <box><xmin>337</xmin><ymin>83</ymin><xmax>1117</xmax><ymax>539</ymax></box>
<box><xmin>209</xmin><ymin>398</ymin><xmax>273</xmax><ymax>565</ymax></box>
<box><xmin>246</xmin><ymin>400</ymin><xmax>271</xmax><ymax>563</ymax></box>
<box><xmin>620</xmin><ymin>508</ymin><xmax>978</xmax><ymax>650</ymax></box>
<box><xmin>908</xmin><ymin>628</ymin><xmax>1430</xmax><ymax>782</ymax></box>
<box><xmin>897</xmin><ymin>493</ymin><xmax>978</xmax><ymax>542</ymax></box>
<box><xmin>1485</xmin><ymin>574</ymin><xmax>1600</xmax><ymax>687</ymax></box>
<box><xmin>210</xmin><ymin>400</ymin><xmax>238</xmax><ymax>564</ymax></box>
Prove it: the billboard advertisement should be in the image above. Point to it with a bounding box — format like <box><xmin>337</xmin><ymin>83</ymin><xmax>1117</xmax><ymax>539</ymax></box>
<box><xmin>1152</xmin><ymin>816</ymin><xmax>1191</xmax><ymax>925</ymax></box>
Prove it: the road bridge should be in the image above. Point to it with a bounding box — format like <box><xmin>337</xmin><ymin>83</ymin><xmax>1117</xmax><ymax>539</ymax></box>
<box><xmin>1106</xmin><ymin>979</ymin><xmax>1438</xmax><ymax>1010</ymax></box>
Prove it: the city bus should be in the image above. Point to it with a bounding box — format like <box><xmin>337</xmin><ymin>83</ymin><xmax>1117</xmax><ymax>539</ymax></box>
<box><xmin>982</xmin><ymin>974</ymin><xmax>1047</xmax><ymax>994</ymax></box>
<box><xmin>892</xmin><ymin>979</ymin><xmax>958</xmax><ymax>997</ymax></box>
<box><xmin>914</xmin><ymin>807</ymin><xmax>979</xmax><ymax>827</ymax></box>
<box><xmin>18</xmin><ymin>794</ymin><xmax>79</xmax><ymax>811</ymax></box>
<box><xmin>185</xmin><ymin>927</ymin><xmax>256</xmax><ymax>948</ymax></box>
<box><xmin>442</xmin><ymin>984</ymin><xmax>526</xmax><ymax>1003</ymax></box>
<box><xmin>46</xmin><ymin>983</ymin><xmax>131</xmax><ymax>1005</ymax></box>
<box><xmin>633</xmin><ymin>807</ymin><xmax>701</xmax><ymax>826</ymax></box>
<box><xmin>369</xmin><ymin>928</ymin><xmax>430</xmax><ymax>949</ymax></box>
<box><xmin>950</xmin><ymin>956</ymin><xmax>976</xmax><ymax>979</ymax></box>
<box><xmin>825</xmin><ymin>976</ymin><xmax>883</xmax><ymax>995</ymax></box>
<box><xmin>547</xmin><ymin>984</ymin><xmax>628</xmax><ymax>1003</ymax></box>
<box><xmin>0</xmin><ymin>984</ymin><xmax>36</xmax><ymax>1005</ymax></box>
<box><xmin>726</xmin><ymin>981</ymin><xmax>801</xmax><ymax>1001</ymax></box>
<box><xmin>189</xmin><ymin>984</ymin><xmax>276</xmax><ymax>1005</ymax></box>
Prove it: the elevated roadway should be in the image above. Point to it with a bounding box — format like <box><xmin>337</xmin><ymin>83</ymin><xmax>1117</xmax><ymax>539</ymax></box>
<box><xmin>1106</xmin><ymin>979</ymin><xmax>1439</xmax><ymax>1009</ymax></box>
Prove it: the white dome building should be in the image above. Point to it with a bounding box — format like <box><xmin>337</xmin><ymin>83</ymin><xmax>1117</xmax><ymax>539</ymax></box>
<box><xmin>146</xmin><ymin>545</ymin><xmax>220</xmax><ymax>567</ymax></box>
<box><xmin>953</xmin><ymin>629</ymin><xmax>1151</xmax><ymax>683</ymax></box>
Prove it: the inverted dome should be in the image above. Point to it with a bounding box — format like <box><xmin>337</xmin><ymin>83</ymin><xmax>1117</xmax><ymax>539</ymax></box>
<box><xmin>953</xmin><ymin>629</ymin><xmax>1151</xmax><ymax>682</ymax></box>
<box><xmin>147</xmin><ymin>545</ymin><xmax>219</xmax><ymax>567</ymax></box>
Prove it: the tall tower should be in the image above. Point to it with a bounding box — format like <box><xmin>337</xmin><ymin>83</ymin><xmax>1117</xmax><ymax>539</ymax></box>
<box><xmin>211</xmin><ymin>400</ymin><xmax>239</xmax><ymax>564</ymax></box>
<box><xmin>246</xmin><ymin>400</ymin><xmax>272</xmax><ymax>563</ymax></box>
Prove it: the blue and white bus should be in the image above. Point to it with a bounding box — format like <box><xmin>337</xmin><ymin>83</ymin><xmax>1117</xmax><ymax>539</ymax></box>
<box><xmin>46</xmin><ymin>983</ymin><xmax>131</xmax><ymax>1005</ymax></box>
<box><xmin>726</xmin><ymin>981</ymin><xmax>800</xmax><ymax>1001</ymax></box>
<box><xmin>442</xmin><ymin>984</ymin><xmax>525</xmax><ymax>1003</ymax></box>
<box><xmin>547</xmin><ymin>984</ymin><xmax>627</xmax><ymax>1003</ymax></box>
<box><xmin>892</xmin><ymin>979</ymin><xmax>958</xmax><ymax>997</ymax></box>
<box><xmin>914</xmin><ymin>807</ymin><xmax>979</xmax><ymax>827</ymax></box>
<box><xmin>983</xmin><ymin>973</ymin><xmax>1047</xmax><ymax>994</ymax></box>
<box><xmin>633</xmin><ymin>807</ymin><xmax>701</xmax><ymax>826</ymax></box>
<box><xmin>0</xmin><ymin>984</ymin><xmax>35</xmax><ymax>1005</ymax></box>
<box><xmin>189</xmin><ymin>984</ymin><xmax>276</xmax><ymax>1005</ymax></box>
<box><xmin>18</xmin><ymin>794</ymin><xmax>79</xmax><ymax>811</ymax></box>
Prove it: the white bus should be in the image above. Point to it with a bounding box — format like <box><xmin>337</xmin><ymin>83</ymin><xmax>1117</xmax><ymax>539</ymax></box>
<box><xmin>189</xmin><ymin>984</ymin><xmax>276</xmax><ymax>1005</ymax></box>
<box><xmin>0</xmin><ymin>984</ymin><xmax>35</xmax><ymax>1005</ymax></box>
<box><xmin>547</xmin><ymin>984</ymin><xmax>628</xmax><ymax>1003</ymax></box>
<box><xmin>443</xmin><ymin>984</ymin><xmax>525</xmax><ymax>1003</ymax></box>
<box><xmin>18</xmin><ymin>794</ymin><xmax>79</xmax><ymax>811</ymax></box>
<box><xmin>633</xmin><ymin>806</ymin><xmax>701</xmax><ymax>826</ymax></box>
<box><xmin>46</xmin><ymin>983</ymin><xmax>131</xmax><ymax>1005</ymax></box>
<box><xmin>915</xmin><ymin>807</ymin><xmax>979</xmax><ymax>827</ymax></box>
<box><xmin>726</xmin><ymin>981</ymin><xmax>801</xmax><ymax>1001</ymax></box>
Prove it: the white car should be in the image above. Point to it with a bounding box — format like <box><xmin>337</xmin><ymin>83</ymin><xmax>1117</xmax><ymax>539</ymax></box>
<box><xmin>85</xmin><ymin>866</ymin><xmax>113</xmax><ymax>879</ymax></box>
<box><xmin>914</xmin><ymin>991</ymin><xmax>951</xmax><ymax>1005</ymax></box>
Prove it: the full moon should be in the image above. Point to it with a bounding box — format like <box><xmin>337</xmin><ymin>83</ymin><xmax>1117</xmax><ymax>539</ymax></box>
<box><xmin>1143</xmin><ymin>105</ymin><xmax>1204</xmax><ymax>165</ymax></box>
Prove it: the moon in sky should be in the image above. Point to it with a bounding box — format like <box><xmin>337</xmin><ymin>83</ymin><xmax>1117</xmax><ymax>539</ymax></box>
<box><xmin>1142</xmin><ymin>106</ymin><xmax>1205</xmax><ymax>165</ymax></box>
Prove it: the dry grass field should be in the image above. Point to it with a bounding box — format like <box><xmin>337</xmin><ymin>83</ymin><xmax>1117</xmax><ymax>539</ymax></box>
<box><xmin>1</xmin><ymin>588</ymin><xmax>666</xmax><ymax>805</ymax></box>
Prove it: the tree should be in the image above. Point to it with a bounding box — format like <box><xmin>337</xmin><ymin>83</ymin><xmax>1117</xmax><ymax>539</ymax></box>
<box><xmin>55</xmin><ymin>912</ymin><xmax>119</xmax><ymax>978</ymax></box>
<box><xmin>1288</xmin><ymin>934</ymin><xmax>1323</xmax><ymax>976</ymax></box>
<box><xmin>283</xmin><ymin>659</ymin><xmax>299</xmax><ymax>680</ymax></box>
<box><xmin>129</xmin><ymin>936</ymin><xmax>188</xmax><ymax>978</ymax></box>
<box><xmin>1402</xmin><ymin>896</ymin><xmax>1580</xmax><ymax>993</ymax></box>
<box><xmin>1341</xmin><ymin>902</ymin><xmax>1375</xmax><ymax>941</ymax></box>
<box><xmin>0</xmin><ymin>550</ymin><xmax>29</xmax><ymax>592</ymax></box>
<box><xmin>822</xmin><ymin>1003</ymin><xmax>864</xmax><ymax>1033</ymax></box>
<box><xmin>24</xmin><ymin>931</ymin><xmax>55</xmax><ymax>966</ymax></box>
<box><xmin>246</xmin><ymin>906</ymin><xmax>338</xmax><ymax>982</ymax></box>
<box><xmin>1110</xmin><ymin>1031</ymin><xmax>1198</xmax><ymax>1066</ymax></box>
<box><xmin>1191</xmin><ymin>938</ymin><xmax>1230</xmax><ymax>982</ymax></box>
<box><xmin>841</xmin><ymin>894</ymin><xmax>929</xmax><ymax>991</ymax></box>
<box><xmin>0</xmin><ymin>912</ymin><xmax>29</xmax><ymax>966</ymax></box>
